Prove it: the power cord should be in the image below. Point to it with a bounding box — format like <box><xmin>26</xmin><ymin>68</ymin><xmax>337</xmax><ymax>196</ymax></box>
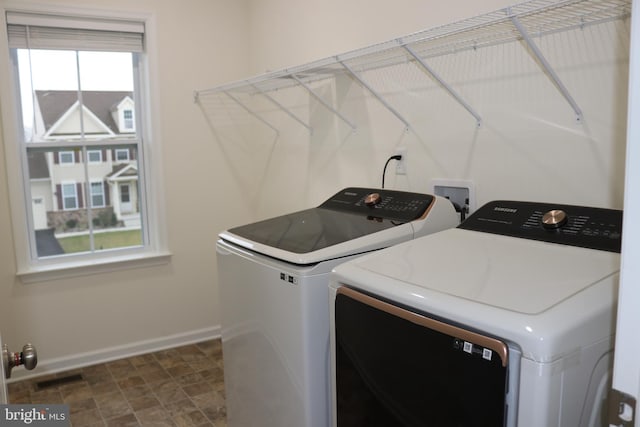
<box><xmin>381</xmin><ymin>154</ymin><xmax>402</xmax><ymax>189</ymax></box>
<box><xmin>380</xmin><ymin>154</ymin><xmax>470</xmax><ymax>223</ymax></box>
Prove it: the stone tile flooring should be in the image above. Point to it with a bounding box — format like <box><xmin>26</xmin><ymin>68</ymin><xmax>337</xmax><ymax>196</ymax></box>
<box><xmin>7</xmin><ymin>339</ymin><xmax>226</xmax><ymax>426</ymax></box>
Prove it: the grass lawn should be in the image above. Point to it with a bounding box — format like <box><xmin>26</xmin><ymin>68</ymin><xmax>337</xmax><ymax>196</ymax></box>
<box><xmin>58</xmin><ymin>229</ymin><xmax>142</xmax><ymax>254</ymax></box>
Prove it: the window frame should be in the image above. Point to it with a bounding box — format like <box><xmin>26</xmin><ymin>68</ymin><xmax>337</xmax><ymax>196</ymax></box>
<box><xmin>115</xmin><ymin>148</ymin><xmax>130</xmax><ymax>162</ymax></box>
<box><xmin>0</xmin><ymin>6</ymin><xmax>170</xmax><ymax>282</ymax></box>
<box><xmin>123</xmin><ymin>109</ymin><xmax>134</xmax><ymax>130</ymax></box>
<box><xmin>87</xmin><ymin>149</ymin><xmax>102</xmax><ymax>163</ymax></box>
<box><xmin>60</xmin><ymin>181</ymin><xmax>79</xmax><ymax>210</ymax></box>
<box><xmin>59</xmin><ymin>150</ymin><xmax>75</xmax><ymax>165</ymax></box>
<box><xmin>90</xmin><ymin>180</ymin><xmax>106</xmax><ymax>208</ymax></box>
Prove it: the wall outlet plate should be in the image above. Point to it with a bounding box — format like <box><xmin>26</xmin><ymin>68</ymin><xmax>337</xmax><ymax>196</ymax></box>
<box><xmin>431</xmin><ymin>179</ymin><xmax>476</xmax><ymax>216</ymax></box>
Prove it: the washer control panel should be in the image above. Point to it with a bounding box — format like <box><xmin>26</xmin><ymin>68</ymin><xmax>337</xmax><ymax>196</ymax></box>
<box><xmin>319</xmin><ymin>187</ymin><xmax>435</xmax><ymax>222</ymax></box>
<box><xmin>458</xmin><ymin>200</ymin><xmax>623</xmax><ymax>252</ymax></box>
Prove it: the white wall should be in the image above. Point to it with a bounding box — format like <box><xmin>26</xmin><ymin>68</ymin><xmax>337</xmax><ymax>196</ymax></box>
<box><xmin>0</xmin><ymin>0</ymin><xmax>251</xmax><ymax>378</ymax></box>
<box><xmin>222</xmin><ymin>0</ymin><xmax>629</xmax><ymax>221</ymax></box>
<box><xmin>247</xmin><ymin>0</ymin><xmax>520</xmax><ymax>74</ymax></box>
<box><xmin>0</xmin><ymin>0</ymin><xmax>631</xmax><ymax>379</ymax></box>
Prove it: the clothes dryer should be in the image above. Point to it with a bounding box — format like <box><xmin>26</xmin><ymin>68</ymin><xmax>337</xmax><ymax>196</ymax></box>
<box><xmin>330</xmin><ymin>200</ymin><xmax>623</xmax><ymax>427</ymax></box>
<box><xmin>217</xmin><ymin>187</ymin><xmax>458</xmax><ymax>427</ymax></box>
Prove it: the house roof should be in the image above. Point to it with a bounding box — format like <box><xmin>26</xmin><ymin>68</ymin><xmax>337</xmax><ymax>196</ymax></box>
<box><xmin>35</xmin><ymin>90</ymin><xmax>133</xmax><ymax>134</ymax></box>
<box><xmin>107</xmin><ymin>163</ymin><xmax>138</xmax><ymax>180</ymax></box>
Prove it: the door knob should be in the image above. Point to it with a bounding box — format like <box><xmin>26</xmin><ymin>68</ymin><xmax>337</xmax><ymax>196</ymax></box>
<box><xmin>2</xmin><ymin>343</ymin><xmax>37</xmax><ymax>379</ymax></box>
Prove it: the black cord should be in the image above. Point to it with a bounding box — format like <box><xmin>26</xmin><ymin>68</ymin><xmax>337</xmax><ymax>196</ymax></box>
<box><xmin>381</xmin><ymin>155</ymin><xmax>402</xmax><ymax>189</ymax></box>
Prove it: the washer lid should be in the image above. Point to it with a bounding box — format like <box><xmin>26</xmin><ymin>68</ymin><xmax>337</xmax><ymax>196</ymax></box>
<box><xmin>219</xmin><ymin>187</ymin><xmax>457</xmax><ymax>265</ymax></box>
<box><xmin>352</xmin><ymin>228</ymin><xmax>620</xmax><ymax>315</ymax></box>
<box><xmin>223</xmin><ymin>207</ymin><xmax>399</xmax><ymax>255</ymax></box>
<box><xmin>219</xmin><ymin>212</ymin><xmax>416</xmax><ymax>266</ymax></box>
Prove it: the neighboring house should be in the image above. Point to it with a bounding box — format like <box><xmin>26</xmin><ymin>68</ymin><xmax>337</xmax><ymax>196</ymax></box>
<box><xmin>29</xmin><ymin>90</ymin><xmax>139</xmax><ymax>232</ymax></box>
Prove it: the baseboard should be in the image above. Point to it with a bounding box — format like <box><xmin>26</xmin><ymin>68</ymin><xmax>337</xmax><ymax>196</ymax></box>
<box><xmin>7</xmin><ymin>325</ymin><xmax>221</xmax><ymax>383</ymax></box>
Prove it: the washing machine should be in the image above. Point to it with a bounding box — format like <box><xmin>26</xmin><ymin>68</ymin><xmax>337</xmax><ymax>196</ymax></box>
<box><xmin>329</xmin><ymin>200</ymin><xmax>623</xmax><ymax>427</ymax></box>
<box><xmin>216</xmin><ymin>187</ymin><xmax>458</xmax><ymax>427</ymax></box>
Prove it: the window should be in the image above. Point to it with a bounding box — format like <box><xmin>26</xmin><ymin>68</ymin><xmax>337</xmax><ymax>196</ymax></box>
<box><xmin>59</xmin><ymin>151</ymin><xmax>75</xmax><ymax>164</ymax></box>
<box><xmin>90</xmin><ymin>181</ymin><xmax>105</xmax><ymax>207</ymax></box>
<box><xmin>87</xmin><ymin>150</ymin><xmax>102</xmax><ymax>163</ymax></box>
<box><xmin>61</xmin><ymin>182</ymin><xmax>78</xmax><ymax>210</ymax></box>
<box><xmin>115</xmin><ymin>148</ymin><xmax>130</xmax><ymax>162</ymax></box>
<box><xmin>123</xmin><ymin>109</ymin><xmax>134</xmax><ymax>130</ymax></box>
<box><xmin>1</xmin><ymin>9</ymin><xmax>168</xmax><ymax>278</ymax></box>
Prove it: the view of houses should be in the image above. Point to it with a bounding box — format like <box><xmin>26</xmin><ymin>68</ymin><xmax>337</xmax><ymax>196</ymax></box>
<box><xmin>27</xmin><ymin>90</ymin><xmax>142</xmax><ymax>256</ymax></box>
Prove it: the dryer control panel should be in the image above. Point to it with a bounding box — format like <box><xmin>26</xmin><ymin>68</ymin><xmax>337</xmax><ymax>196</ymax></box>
<box><xmin>320</xmin><ymin>187</ymin><xmax>435</xmax><ymax>222</ymax></box>
<box><xmin>458</xmin><ymin>200</ymin><xmax>623</xmax><ymax>252</ymax></box>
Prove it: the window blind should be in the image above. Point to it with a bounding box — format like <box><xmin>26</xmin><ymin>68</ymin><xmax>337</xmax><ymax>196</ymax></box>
<box><xmin>6</xmin><ymin>11</ymin><xmax>144</xmax><ymax>52</ymax></box>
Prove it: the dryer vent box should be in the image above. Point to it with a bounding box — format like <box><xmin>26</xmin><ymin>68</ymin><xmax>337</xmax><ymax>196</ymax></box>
<box><xmin>431</xmin><ymin>179</ymin><xmax>475</xmax><ymax>217</ymax></box>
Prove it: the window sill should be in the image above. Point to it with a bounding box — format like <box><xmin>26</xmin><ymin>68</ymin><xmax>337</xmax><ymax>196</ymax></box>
<box><xmin>17</xmin><ymin>251</ymin><xmax>172</xmax><ymax>284</ymax></box>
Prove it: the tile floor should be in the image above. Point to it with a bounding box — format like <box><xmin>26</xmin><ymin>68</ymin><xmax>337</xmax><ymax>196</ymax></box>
<box><xmin>7</xmin><ymin>339</ymin><xmax>227</xmax><ymax>426</ymax></box>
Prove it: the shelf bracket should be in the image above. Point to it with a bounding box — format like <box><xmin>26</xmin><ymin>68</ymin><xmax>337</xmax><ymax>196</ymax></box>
<box><xmin>403</xmin><ymin>45</ymin><xmax>482</xmax><ymax>128</ymax></box>
<box><xmin>339</xmin><ymin>60</ymin><xmax>412</xmax><ymax>132</ymax></box>
<box><xmin>252</xmin><ymin>84</ymin><xmax>313</xmax><ymax>133</ymax></box>
<box><xmin>224</xmin><ymin>91</ymin><xmax>280</xmax><ymax>135</ymax></box>
<box><xmin>291</xmin><ymin>74</ymin><xmax>357</xmax><ymax>131</ymax></box>
<box><xmin>510</xmin><ymin>14</ymin><xmax>583</xmax><ymax>123</ymax></box>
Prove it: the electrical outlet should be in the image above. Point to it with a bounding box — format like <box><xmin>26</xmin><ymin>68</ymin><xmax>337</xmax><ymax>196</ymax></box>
<box><xmin>395</xmin><ymin>147</ymin><xmax>407</xmax><ymax>175</ymax></box>
<box><xmin>431</xmin><ymin>179</ymin><xmax>476</xmax><ymax>219</ymax></box>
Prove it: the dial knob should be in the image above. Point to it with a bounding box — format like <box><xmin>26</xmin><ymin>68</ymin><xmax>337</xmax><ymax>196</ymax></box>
<box><xmin>542</xmin><ymin>209</ymin><xmax>568</xmax><ymax>229</ymax></box>
<box><xmin>364</xmin><ymin>193</ymin><xmax>382</xmax><ymax>206</ymax></box>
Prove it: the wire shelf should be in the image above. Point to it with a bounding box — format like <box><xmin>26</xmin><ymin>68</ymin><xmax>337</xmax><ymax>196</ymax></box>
<box><xmin>194</xmin><ymin>0</ymin><xmax>631</xmax><ymax>131</ymax></box>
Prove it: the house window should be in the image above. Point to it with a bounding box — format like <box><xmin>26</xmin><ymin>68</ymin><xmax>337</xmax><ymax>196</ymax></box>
<box><xmin>1</xmin><ymin>9</ymin><xmax>167</xmax><ymax>277</ymax></box>
<box><xmin>115</xmin><ymin>149</ymin><xmax>130</xmax><ymax>162</ymax></box>
<box><xmin>123</xmin><ymin>109</ymin><xmax>134</xmax><ymax>130</ymax></box>
<box><xmin>90</xmin><ymin>181</ymin><xmax>105</xmax><ymax>207</ymax></box>
<box><xmin>59</xmin><ymin>151</ymin><xmax>75</xmax><ymax>164</ymax></box>
<box><xmin>87</xmin><ymin>150</ymin><xmax>102</xmax><ymax>163</ymax></box>
<box><xmin>61</xmin><ymin>182</ymin><xmax>78</xmax><ymax>210</ymax></box>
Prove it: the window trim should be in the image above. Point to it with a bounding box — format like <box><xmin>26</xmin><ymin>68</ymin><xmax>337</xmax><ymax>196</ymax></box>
<box><xmin>87</xmin><ymin>149</ymin><xmax>102</xmax><ymax>163</ymax></box>
<box><xmin>0</xmin><ymin>6</ymin><xmax>170</xmax><ymax>282</ymax></box>
<box><xmin>59</xmin><ymin>150</ymin><xmax>75</xmax><ymax>165</ymax></box>
<box><xmin>123</xmin><ymin>109</ymin><xmax>134</xmax><ymax>130</ymax></box>
<box><xmin>115</xmin><ymin>148</ymin><xmax>130</xmax><ymax>162</ymax></box>
<box><xmin>90</xmin><ymin>180</ymin><xmax>105</xmax><ymax>208</ymax></box>
<box><xmin>60</xmin><ymin>181</ymin><xmax>79</xmax><ymax>210</ymax></box>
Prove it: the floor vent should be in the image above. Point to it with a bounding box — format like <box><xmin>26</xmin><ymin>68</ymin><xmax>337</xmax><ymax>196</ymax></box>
<box><xmin>36</xmin><ymin>373</ymin><xmax>84</xmax><ymax>390</ymax></box>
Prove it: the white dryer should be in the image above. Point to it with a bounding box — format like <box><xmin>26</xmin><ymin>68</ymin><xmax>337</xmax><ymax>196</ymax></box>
<box><xmin>329</xmin><ymin>200</ymin><xmax>623</xmax><ymax>427</ymax></box>
<box><xmin>217</xmin><ymin>187</ymin><xmax>458</xmax><ymax>427</ymax></box>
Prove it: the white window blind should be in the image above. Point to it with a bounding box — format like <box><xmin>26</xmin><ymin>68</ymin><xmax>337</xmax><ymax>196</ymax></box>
<box><xmin>6</xmin><ymin>11</ymin><xmax>144</xmax><ymax>52</ymax></box>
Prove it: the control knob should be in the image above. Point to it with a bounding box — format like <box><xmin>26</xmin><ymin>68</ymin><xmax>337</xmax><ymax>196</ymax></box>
<box><xmin>364</xmin><ymin>193</ymin><xmax>382</xmax><ymax>206</ymax></box>
<box><xmin>2</xmin><ymin>343</ymin><xmax>37</xmax><ymax>379</ymax></box>
<box><xmin>542</xmin><ymin>209</ymin><xmax>568</xmax><ymax>230</ymax></box>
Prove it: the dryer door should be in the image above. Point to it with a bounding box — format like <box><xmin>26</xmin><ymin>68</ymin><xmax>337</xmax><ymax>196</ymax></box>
<box><xmin>334</xmin><ymin>286</ymin><xmax>519</xmax><ymax>427</ymax></box>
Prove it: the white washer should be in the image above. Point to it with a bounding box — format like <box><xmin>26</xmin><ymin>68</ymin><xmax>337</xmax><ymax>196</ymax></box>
<box><xmin>216</xmin><ymin>187</ymin><xmax>458</xmax><ymax>427</ymax></box>
<box><xmin>329</xmin><ymin>200</ymin><xmax>623</xmax><ymax>427</ymax></box>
